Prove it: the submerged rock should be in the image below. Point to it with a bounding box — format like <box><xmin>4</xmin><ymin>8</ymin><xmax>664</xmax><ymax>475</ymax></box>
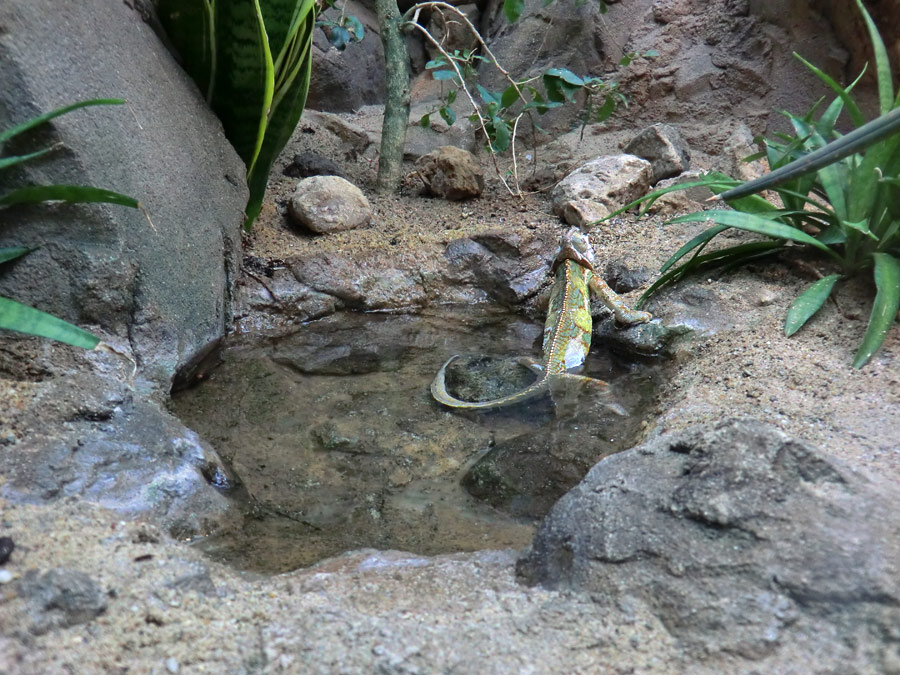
<box><xmin>518</xmin><ymin>418</ymin><xmax>900</xmax><ymax>668</ymax></box>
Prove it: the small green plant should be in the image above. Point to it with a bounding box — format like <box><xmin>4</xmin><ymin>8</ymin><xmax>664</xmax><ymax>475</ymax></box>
<box><xmin>610</xmin><ymin>0</ymin><xmax>900</xmax><ymax>368</ymax></box>
<box><xmin>157</xmin><ymin>0</ymin><xmax>318</xmax><ymax>229</ymax></box>
<box><xmin>0</xmin><ymin>99</ymin><xmax>140</xmax><ymax>353</ymax></box>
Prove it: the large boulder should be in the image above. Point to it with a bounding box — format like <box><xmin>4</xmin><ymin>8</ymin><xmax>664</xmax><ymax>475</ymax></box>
<box><xmin>0</xmin><ymin>0</ymin><xmax>245</xmax><ymax>532</ymax></box>
<box><xmin>0</xmin><ymin>0</ymin><xmax>247</xmax><ymax>387</ymax></box>
<box><xmin>518</xmin><ymin>418</ymin><xmax>900</xmax><ymax>670</ymax></box>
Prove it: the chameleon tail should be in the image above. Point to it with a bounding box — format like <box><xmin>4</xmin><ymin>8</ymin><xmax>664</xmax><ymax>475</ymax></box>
<box><xmin>430</xmin><ymin>355</ymin><xmax>550</xmax><ymax>409</ymax></box>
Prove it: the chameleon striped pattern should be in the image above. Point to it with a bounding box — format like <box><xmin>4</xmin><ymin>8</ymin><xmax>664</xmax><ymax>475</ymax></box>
<box><xmin>431</xmin><ymin>228</ymin><xmax>651</xmax><ymax>410</ymax></box>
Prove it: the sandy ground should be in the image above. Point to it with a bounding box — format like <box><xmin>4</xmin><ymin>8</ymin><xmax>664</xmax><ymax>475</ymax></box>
<box><xmin>2</xmin><ymin>111</ymin><xmax>898</xmax><ymax>673</ymax></box>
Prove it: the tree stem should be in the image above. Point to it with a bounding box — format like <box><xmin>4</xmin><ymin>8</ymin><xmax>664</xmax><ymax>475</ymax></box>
<box><xmin>375</xmin><ymin>0</ymin><xmax>411</xmax><ymax>193</ymax></box>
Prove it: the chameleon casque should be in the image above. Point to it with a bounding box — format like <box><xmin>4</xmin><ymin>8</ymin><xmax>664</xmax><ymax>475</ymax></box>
<box><xmin>431</xmin><ymin>227</ymin><xmax>652</xmax><ymax>410</ymax></box>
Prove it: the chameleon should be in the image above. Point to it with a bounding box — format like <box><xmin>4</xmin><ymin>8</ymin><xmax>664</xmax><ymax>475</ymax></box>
<box><xmin>431</xmin><ymin>227</ymin><xmax>652</xmax><ymax>409</ymax></box>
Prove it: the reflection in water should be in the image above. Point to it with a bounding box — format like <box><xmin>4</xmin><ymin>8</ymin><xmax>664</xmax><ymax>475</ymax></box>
<box><xmin>170</xmin><ymin>308</ymin><xmax>661</xmax><ymax>573</ymax></box>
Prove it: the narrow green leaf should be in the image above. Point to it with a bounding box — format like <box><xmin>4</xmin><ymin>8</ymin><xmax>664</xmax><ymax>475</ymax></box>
<box><xmin>477</xmin><ymin>84</ymin><xmax>499</xmax><ymax>105</ymax></box>
<box><xmin>0</xmin><ymin>99</ymin><xmax>124</xmax><ymax>145</ymax></box>
<box><xmin>425</xmin><ymin>58</ymin><xmax>446</xmax><ymax>70</ymax></box>
<box><xmin>419</xmin><ymin>114</ymin><xmax>431</xmax><ymax>128</ymax></box>
<box><xmin>659</xmin><ymin>224</ymin><xmax>728</xmax><ymax>273</ymax></box>
<box><xmin>853</xmin><ymin>0</ymin><xmax>894</xmax><ymax>115</ymax></box>
<box><xmin>794</xmin><ymin>53</ymin><xmax>865</xmax><ymax>128</ymax></box>
<box><xmin>503</xmin><ymin>0</ymin><xmax>524</xmax><ymax>22</ymax></box>
<box><xmin>0</xmin><ymin>184</ymin><xmax>139</xmax><ymax>209</ymax></box>
<box><xmin>668</xmin><ymin>209</ymin><xmax>841</xmax><ymax>258</ymax></box>
<box><xmin>853</xmin><ymin>252</ymin><xmax>900</xmax><ymax>367</ymax></box>
<box><xmin>785</xmin><ymin>274</ymin><xmax>840</xmax><ymax>336</ymax></box>
<box><xmin>0</xmin><ymin>145</ymin><xmax>60</xmax><ymax>171</ymax></box>
<box><xmin>0</xmin><ymin>247</ymin><xmax>34</xmax><ymax>264</ymax></box>
<box><xmin>594</xmin><ymin>95</ymin><xmax>615</xmax><ymax>122</ymax></box>
<box><xmin>446</xmin><ymin>89</ymin><xmax>457</xmax><ymax>105</ymax></box>
<box><xmin>0</xmin><ymin>296</ymin><xmax>99</xmax><ymax>349</ymax></box>
<box><xmin>546</xmin><ymin>68</ymin><xmax>584</xmax><ymax>86</ymax></box>
<box><xmin>717</xmin><ymin>107</ymin><xmax>900</xmax><ymax>202</ymax></box>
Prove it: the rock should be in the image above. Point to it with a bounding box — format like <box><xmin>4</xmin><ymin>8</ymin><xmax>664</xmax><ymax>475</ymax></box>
<box><xmin>282</xmin><ymin>152</ymin><xmax>346</xmax><ymax>179</ymax></box>
<box><xmin>593</xmin><ymin>315</ymin><xmax>692</xmax><ymax>356</ymax></box>
<box><xmin>602</xmin><ymin>261</ymin><xmax>652</xmax><ymax>294</ymax></box>
<box><xmin>623</xmin><ymin>123</ymin><xmax>691</xmax><ymax>183</ymax></box>
<box><xmin>551</xmin><ymin>155</ymin><xmax>653</xmax><ymax>228</ymax></box>
<box><xmin>0</xmin><ymin>0</ymin><xmax>246</xmax><ymax>388</ymax></box>
<box><xmin>303</xmin><ymin>110</ymin><xmax>373</xmax><ymax>159</ymax></box>
<box><xmin>425</xmin><ymin>4</ymin><xmax>480</xmax><ymax>60</ymax></box>
<box><xmin>518</xmin><ymin>418</ymin><xmax>900</xmax><ymax>666</ymax></box>
<box><xmin>288</xmin><ymin>176</ymin><xmax>373</xmax><ymax>234</ymax></box>
<box><xmin>306</xmin><ymin>2</ymin><xmax>385</xmax><ymax>112</ymax></box>
<box><xmin>17</xmin><ymin>568</ymin><xmax>107</xmax><ymax>635</ymax></box>
<box><xmin>644</xmin><ymin>170</ymin><xmax>712</xmax><ymax>216</ymax></box>
<box><xmin>415</xmin><ymin>146</ymin><xmax>485</xmax><ymax>200</ymax></box>
<box><xmin>404</xmin><ymin>104</ymin><xmax>478</xmax><ymax>159</ymax></box>
<box><xmin>0</xmin><ymin>537</ymin><xmax>13</xmax><ymax>565</ymax></box>
<box><xmin>725</xmin><ymin>122</ymin><xmax>768</xmax><ymax>183</ymax></box>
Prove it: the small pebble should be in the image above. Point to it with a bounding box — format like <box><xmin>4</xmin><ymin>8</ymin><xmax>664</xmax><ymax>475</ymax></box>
<box><xmin>166</xmin><ymin>657</ymin><xmax>179</xmax><ymax>673</ymax></box>
<box><xmin>0</xmin><ymin>569</ymin><xmax>13</xmax><ymax>584</ymax></box>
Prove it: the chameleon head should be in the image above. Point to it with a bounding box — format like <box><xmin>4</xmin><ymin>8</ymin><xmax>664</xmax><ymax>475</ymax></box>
<box><xmin>554</xmin><ymin>227</ymin><xmax>596</xmax><ymax>270</ymax></box>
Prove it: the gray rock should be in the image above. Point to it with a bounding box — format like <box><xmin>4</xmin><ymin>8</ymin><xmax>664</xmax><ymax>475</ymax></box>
<box><xmin>624</xmin><ymin>123</ymin><xmax>691</xmax><ymax>183</ymax></box>
<box><xmin>725</xmin><ymin>122</ymin><xmax>768</xmax><ymax>183</ymax></box>
<box><xmin>518</xmin><ymin>419</ymin><xmax>900</xmax><ymax>666</ymax></box>
<box><xmin>17</xmin><ymin>568</ymin><xmax>107</xmax><ymax>635</ymax></box>
<box><xmin>0</xmin><ymin>0</ymin><xmax>246</xmax><ymax>388</ymax></box>
<box><xmin>416</xmin><ymin>146</ymin><xmax>485</xmax><ymax>200</ymax></box>
<box><xmin>282</xmin><ymin>152</ymin><xmax>345</xmax><ymax>179</ymax></box>
<box><xmin>551</xmin><ymin>155</ymin><xmax>653</xmax><ymax>228</ymax></box>
<box><xmin>288</xmin><ymin>176</ymin><xmax>373</xmax><ymax>234</ymax></box>
<box><xmin>602</xmin><ymin>261</ymin><xmax>652</xmax><ymax>294</ymax></box>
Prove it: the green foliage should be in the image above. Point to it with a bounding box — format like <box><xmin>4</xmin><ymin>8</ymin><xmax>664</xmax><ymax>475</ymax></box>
<box><xmin>316</xmin><ymin>3</ymin><xmax>365</xmax><ymax>51</ymax></box>
<box><xmin>0</xmin><ymin>99</ymin><xmax>141</xmax><ymax>350</ymax></box>
<box><xmin>157</xmin><ymin>0</ymin><xmax>317</xmax><ymax>229</ymax></box>
<box><xmin>608</xmin><ymin>0</ymin><xmax>900</xmax><ymax>367</ymax></box>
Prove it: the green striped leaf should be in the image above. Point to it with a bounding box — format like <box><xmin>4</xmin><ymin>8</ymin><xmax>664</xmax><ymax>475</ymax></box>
<box><xmin>659</xmin><ymin>223</ymin><xmax>727</xmax><ymax>273</ymax></box>
<box><xmin>785</xmin><ymin>274</ymin><xmax>840</xmax><ymax>336</ymax></box>
<box><xmin>156</xmin><ymin>0</ymin><xmax>216</xmax><ymax>100</ymax></box>
<box><xmin>0</xmin><ymin>145</ymin><xmax>60</xmax><ymax>171</ymax></box>
<box><xmin>853</xmin><ymin>252</ymin><xmax>900</xmax><ymax>367</ymax></box>
<box><xmin>0</xmin><ymin>184</ymin><xmax>139</xmax><ymax>208</ymax></box>
<box><xmin>0</xmin><ymin>296</ymin><xmax>99</xmax><ymax>349</ymax></box>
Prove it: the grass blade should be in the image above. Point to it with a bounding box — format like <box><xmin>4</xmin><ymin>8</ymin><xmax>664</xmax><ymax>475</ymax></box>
<box><xmin>0</xmin><ymin>184</ymin><xmax>140</xmax><ymax>209</ymax></box>
<box><xmin>0</xmin><ymin>99</ymin><xmax>124</xmax><ymax>145</ymax></box>
<box><xmin>601</xmin><ymin>172</ymin><xmax>740</xmax><ymax>221</ymax></box>
<box><xmin>0</xmin><ymin>144</ymin><xmax>61</xmax><ymax>171</ymax></box>
<box><xmin>659</xmin><ymin>223</ymin><xmax>727</xmax><ymax>273</ymax></box>
<box><xmin>794</xmin><ymin>53</ymin><xmax>866</xmax><ymax>128</ymax></box>
<box><xmin>854</xmin><ymin>0</ymin><xmax>894</xmax><ymax>114</ymax></box>
<box><xmin>668</xmin><ymin>209</ymin><xmax>841</xmax><ymax>258</ymax></box>
<box><xmin>0</xmin><ymin>296</ymin><xmax>99</xmax><ymax>349</ymax></box>
<box><xmin>637</xmin><ymin>240</ymin><xmax>782</xmax><ymax>307</ymax></box>
<box><xmin>853</xmin><ymin>252</ymin><xmax>900</xmax><ymax>367</ymax></box>
<box><xmin>0</xmin><ymin>246</ymin><xmax>35</xmax><ymax>264</ymax></box>
<box><xmin>785</xmin><ymin>273</ymin><xmax>840</xmax><ymax>336</ymax></box>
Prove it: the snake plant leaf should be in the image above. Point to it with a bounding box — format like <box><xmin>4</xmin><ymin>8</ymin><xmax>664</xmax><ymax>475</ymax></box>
<box><xmin>0</xmin><ymin>184</ymin><xmax>140</xmax><ymax>209</ymax></box>
<box><xmin>785</xmin><ymin>273</ymin><xmax>840</xmax><ymax>336</ymax></box>
<box><xmin>244</xmin><ymin>0</ymin><xmax>315</xmax><ymax>228</ymax></box>
<box><xmin>668</xmin><ymin>210</ymin><xmax>842</xmax><ymax>259</ymax></box>
<box><xmin>210</xmin><ymin>0</ymin><xmax>275</xmax><ymax>169</ymax></box>
<box><xmin>0</xmin><ymin>296</ymin><xmax>99</xmax><ymax>349</ymax></box>
<box><xmin>794</xmin><ymin>53</ymin><xmax>866</xmax><ymax>128</ymax></box>
<box><xmin>659</xmin><ymin>224</ymin><xmax>728</xmax><ymax>273</ymax></box>
<box><xmin>0</xmin><ymin>99</ymin><xmax>124</xmax><ymax>145</ymax></box>
<box><xmin>853</xmin><ymin>252</ymin><xmax>900</xmax><ymax>368</ymax></box>
<box><xmin>156</xmin><ymin>0</ymin><xmax>216</xmax><ymax>100</ymax></box>
<box><xmin>0</xmin><ymin>246</ymin><xmax>35</xmax><ymax>264</ymax></box>
<box><xmin>853</xmin><ymin>0</ymin><xmax>894</xmax><ymax>115</ymax></box>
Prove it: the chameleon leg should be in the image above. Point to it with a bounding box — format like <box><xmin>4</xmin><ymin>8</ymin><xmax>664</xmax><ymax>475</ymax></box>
<box><xmin>588</xmin><ymin>275</ymin><xmax>652</xmax><ymax>325</ymax></box>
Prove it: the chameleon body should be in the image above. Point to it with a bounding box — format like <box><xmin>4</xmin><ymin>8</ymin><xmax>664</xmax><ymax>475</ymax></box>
<box><xmin>431</xmin><ymin>227</ymin><xmax>651</xmax><ymax>409</ymax></box>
